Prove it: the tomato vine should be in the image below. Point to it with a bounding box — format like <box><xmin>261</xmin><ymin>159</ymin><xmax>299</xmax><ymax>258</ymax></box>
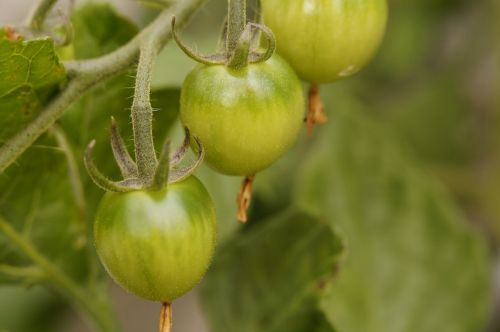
<box><xmin>0</xmin><ymin>0</ymin><xmax>207</xmax><ymax>174</ymax></box>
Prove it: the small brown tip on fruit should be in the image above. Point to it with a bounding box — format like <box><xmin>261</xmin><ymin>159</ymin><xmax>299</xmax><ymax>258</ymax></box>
<box><xmin>237</xmin><ymin>175</ymin><xmax>255</xmax><ymax>223</ymax></box>
<box><xmin>306</xmin><ymin>83</ymin><xmax>328</xmax><ymax>135</ymax></box>
<box><xmin>159</xmin><ymin>302</ymin><xmax>172</xmax><ymax>332</ymax></box>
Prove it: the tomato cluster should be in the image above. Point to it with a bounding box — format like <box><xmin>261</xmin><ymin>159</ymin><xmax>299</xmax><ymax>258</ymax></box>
<box><xmin>91</xmin><ymin>0</ymin><xmax>387</xmax><ymax>310</ymax></box>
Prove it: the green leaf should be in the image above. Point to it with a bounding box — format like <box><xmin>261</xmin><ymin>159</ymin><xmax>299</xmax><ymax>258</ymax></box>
<box><xmin>200</xmin><ymin>210</ymin><xmax>343</xmax><ymax>332</ymax></box>
<box><xmin>0</xmin><ymin>132</ymin><xmax>89</xmax><ymax>283</ymax></box>
<box><xmin>0</xmin><ymin>3</ymin><xmax>146</xmax><ymax>286</ymax></box>
<box><xmin>0</xmin><ymin>32</ymin><xmax>66</xmax><ymax>141</ymax></box>
<box><xmin>0</xmin><ymin>286</ymin><xmax>66</xmax><ymax>332</ymax></box>
<box><xmin>195</xmin><ymin>164</ymin><xmax>242</xmax><ymax>241</ymax></box>
<box><xmin>70</xmin><ymin>3</ymin><xmax>138</xmax><ymax>60</ymax></box>
<box><xmin>294</xmin><ymin>100</ymin><xmax>491</xmax><ymax>332</ymax></box>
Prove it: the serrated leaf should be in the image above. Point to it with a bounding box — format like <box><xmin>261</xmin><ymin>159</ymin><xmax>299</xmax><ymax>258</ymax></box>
<box><xmin>294</xmin><ymin>101</ymin><xmax>491</xmax><ymax>332</ymax></box>
<box><xmin>200</xmin><ymin>210</ymin><xmax>343</xmax><ymax>332</ymax></box>
<box><xmin>0</xmin><ymin>32</ymin><xmax>66</xmax><ymax>141</ymax></box>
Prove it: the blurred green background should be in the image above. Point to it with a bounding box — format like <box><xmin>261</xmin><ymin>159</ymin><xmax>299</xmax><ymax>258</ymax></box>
<box><xmin>0</xmin><ymin>0</ymin><xmax>499</xmax><ymax>331</ymax></box>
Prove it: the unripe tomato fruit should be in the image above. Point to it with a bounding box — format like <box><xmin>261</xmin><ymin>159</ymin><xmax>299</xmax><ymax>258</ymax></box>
<box><xmin>261</xmin><ymin>0</ymin><xmax>388</xmax><ymax>83</ymax></box>
<box><xmin>180</xmin><ymin>54</ymin><xmax>304</xmax><ymax>176</ymax></box>
<box><xmin>94</xmin><ymin>176</ymin><xmax>216</xmax><ymax>302</ymax></box>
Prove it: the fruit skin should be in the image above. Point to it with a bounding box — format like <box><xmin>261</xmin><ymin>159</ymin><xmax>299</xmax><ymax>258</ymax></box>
<box><xmin>94</xmin><ymin>176</ymin><xmax>216</xmax><ymax>302</ymax></box>
<box><xmin>262</xmin><ymin>0</ymin><xmax>388</xmax><ymax>83</ymax></box>
<box><xmin>180</xmin><ymin>54</ymin><xmax>304</xmax><ymax>176</ymax></box>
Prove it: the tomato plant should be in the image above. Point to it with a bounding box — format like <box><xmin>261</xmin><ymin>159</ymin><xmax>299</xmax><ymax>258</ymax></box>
<box><xmin>180</xmin><ymin>55</ymin><xmax>304</xmax><ymax>176</ymax></box>
<box><xmin>94</xmin><ymin>176</ymin><xmax>216</xmax><ymax>302</ymax></box>
<box><xmin>0</xmin><ymin>1</ymin><xmax>496</xmax><ymax>332</ymax></box>
<box><xmin>261</xmin><ymin>0</ymin><xmax>388</xmax><ymax>84</ymax></box>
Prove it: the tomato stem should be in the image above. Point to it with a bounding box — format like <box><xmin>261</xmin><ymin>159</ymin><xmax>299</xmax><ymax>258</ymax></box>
<box><xmin>306</xmin><ymin>83</ymin><xmax>328</xmax><ymax>134</ymax></box>
<box><xmin>152</xmin><ymin>141</ymin><xmax>171</xmax><ymax>191</ymax></box>
<box><xmin>227</xmin><ymin>0</ymin><xmax>246</xmax><ymax>53</ymax></box>
<box><xmin>237</xmin><ymin>175</ymin><xmax>255</xmax><ymax>223</ymax></box>
<box><xmin>132</xmin><ymin>39</ymin><xmax>160</xmax><ymax>182</ymax></box>
<box><xmin>26</xmin><ymin>0</ymin><xmax>57</xmax><ymax>30</ymax></box>
<box><xmin>227</xmin><ymin>23</ymin><xmax>251</xmax><ymax>69</ymax></box>
<box><xmin>159</xmin><ymin>302</ymin><xmax>172</xmax><ymax>332</ymax></box>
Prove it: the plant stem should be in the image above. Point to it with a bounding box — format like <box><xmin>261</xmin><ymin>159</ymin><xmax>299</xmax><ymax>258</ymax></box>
<box><xmin>0</xmin><ymin>264</ymin><xmax>44</xmax><ymax>281</ymax></box>
<box><xmin>0</xmin><ymin>0</ymin><xmax>207</xmax><ymax>173</ymax></box>
<box><xmin>52</xmin><ymin>125</ymin><xmax>88</xmax><ymax>244</ymax></box>
<box><xmin>0</xmin><ymin>216</ymin><xmax>119</xmax><ymax>332</ymax></box>
<box><xmin>159</xmin><ymin>302</ymin><xmax>172</xmax><ymax>332</ymax></box>
<box><xmin>26</xmin><ymin>0</ymin><xmax>58</xmax><ymax>30</ymax></box>
<box><xmin>227</xmin><ymin>0</ymin><xmax>246</xmax><ymax>52</ymax></box>
<box><xmin>132</xmin><ymin>39</ymin><xmax>160</xmax><ymax>181</ymax></box>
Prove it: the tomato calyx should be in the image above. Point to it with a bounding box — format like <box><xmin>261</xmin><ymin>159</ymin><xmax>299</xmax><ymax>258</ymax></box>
<box><xmin>84</xmin><ymin>125</ymin><xmax>204</xmax><ymax>192</ymax></box>
<box><xmin>237</xmin><ymin>175</ymin><xmax>255</xmax><ymax>223</ymax></box>
<box><xmin>305</xmin><ymin>83</ymin><xmax>328</xmax><ymax>134</ymax></box>
<box><xmin>171</xmin><ymin>0</ymin><xmax>275</xmax><ymax>69</ymax></box>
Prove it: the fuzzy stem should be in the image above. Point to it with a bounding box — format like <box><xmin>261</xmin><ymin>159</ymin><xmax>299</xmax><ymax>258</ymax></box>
<box><xmin>27</xmin><ymin>0</ymin><xmax>58</xmax><ymax>30</ymax></box>
<box><xmin>0</xmin><ymin>216</ymin><xmax>120</xmax><ymax>332</ymax></box>
<box><xmin>227</xmin><ymin>0</ymin><xmax>246</xmax><ymax>52</ymax></box>
<box><xmin>227</xmin><ymin>24</ymin><xmax>251</xmax><ymax>69</ymax></box>
<box><xmin>0</xmin><ymin>0</ymin><xmax>207</xmax><ymax>173</ymax></box>
<box><xmin>132</xmin><ymin>39</ymin><xmax>159</xmax><ymax>181</ymax></box>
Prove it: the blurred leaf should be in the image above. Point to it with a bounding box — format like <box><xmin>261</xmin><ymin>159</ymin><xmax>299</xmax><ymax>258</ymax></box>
<box><xmin>70</xmin><ymin>3</ymin><xmax>138</xmax><ymax>59</ymax></box>
<box><xmin>196</xmin><ymin>165</ymin><xmax>242</xmax><ymax>241</ymax></box>
<box><xmin>0</xmin><ymin>3</ymin><xmax>149</xmax><ymax>328</ymax></box>
<box><xmin>0</xmin><ymin>3</ymin><xmax>142</xmax><ymax>285</ymax></box>
<box><xmin>200</xmin><ymin>210</ymin><xmax>343</xmax><ymax>332</ymax></box>
<box><xmin>364</xmin><ymin>0</ymin><xmax>500</xmax><ymax>242</ymax></box>
<box><xmin>0</xmin><ymin>133</ymin><xmax>89</xmax><ymax>283</ymax></box>
<box><xmin>294</xmin><ymin>100</ymin><xmax>491</xmax><ymax>332</ymax></box>
<box><xmin>250</xmin><ymin>130</ymin><xmax>310</xmax><ymax>221</ymax></box>
<box><xmin>0</xmin><ymin>31</ymin><xmax>66</xmax><ymax>141</ymax></box>
<box><xmin>0</xmin><ymin>286</ymin><xmax>65</xmax><ymax>332</ymax></box>
<box><xmin>380</xmin><ymin>75</ymin><xmax>479</xmax><ymax>165</ymax></box>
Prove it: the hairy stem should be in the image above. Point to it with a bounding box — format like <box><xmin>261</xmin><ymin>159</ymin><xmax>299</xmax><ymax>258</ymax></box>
<box><xmin>27</xmin><ymin>0</ymin><xmax>58</xmax><ymax>30</ymax></box>
<box><xmin>0</xmin><ymin>0</ymin><xmax>207</xmax><ymax>173</ymax></box>
<box><xmin>227</xmin><ymin>0</ymin><xmax>246</xmax><ymax>52</ymax></box>
<box><xmin>132</xmin><ymin>39</ymin><xmax>160</xmax><ymax>181</ymax></box>
<box><xmin>0</xmin><ymin>216</ymin><xmax>119</xmax><ymax>332</ymax></box>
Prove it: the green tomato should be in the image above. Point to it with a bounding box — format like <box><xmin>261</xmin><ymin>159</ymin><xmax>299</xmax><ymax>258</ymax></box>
<box><xmin>261</xmin><ymin>0</ymin><xmax>388</xmax><ymax>83</ymax></box>
<box><xmin>180</xmin><ymin>55</ymin><xmax>304</xmax><ymax>176</ymax></box>
<box><xmin>94</xmin><ymin>176</ymin><xmax>216</xmax><ymax>302</ymax></box>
